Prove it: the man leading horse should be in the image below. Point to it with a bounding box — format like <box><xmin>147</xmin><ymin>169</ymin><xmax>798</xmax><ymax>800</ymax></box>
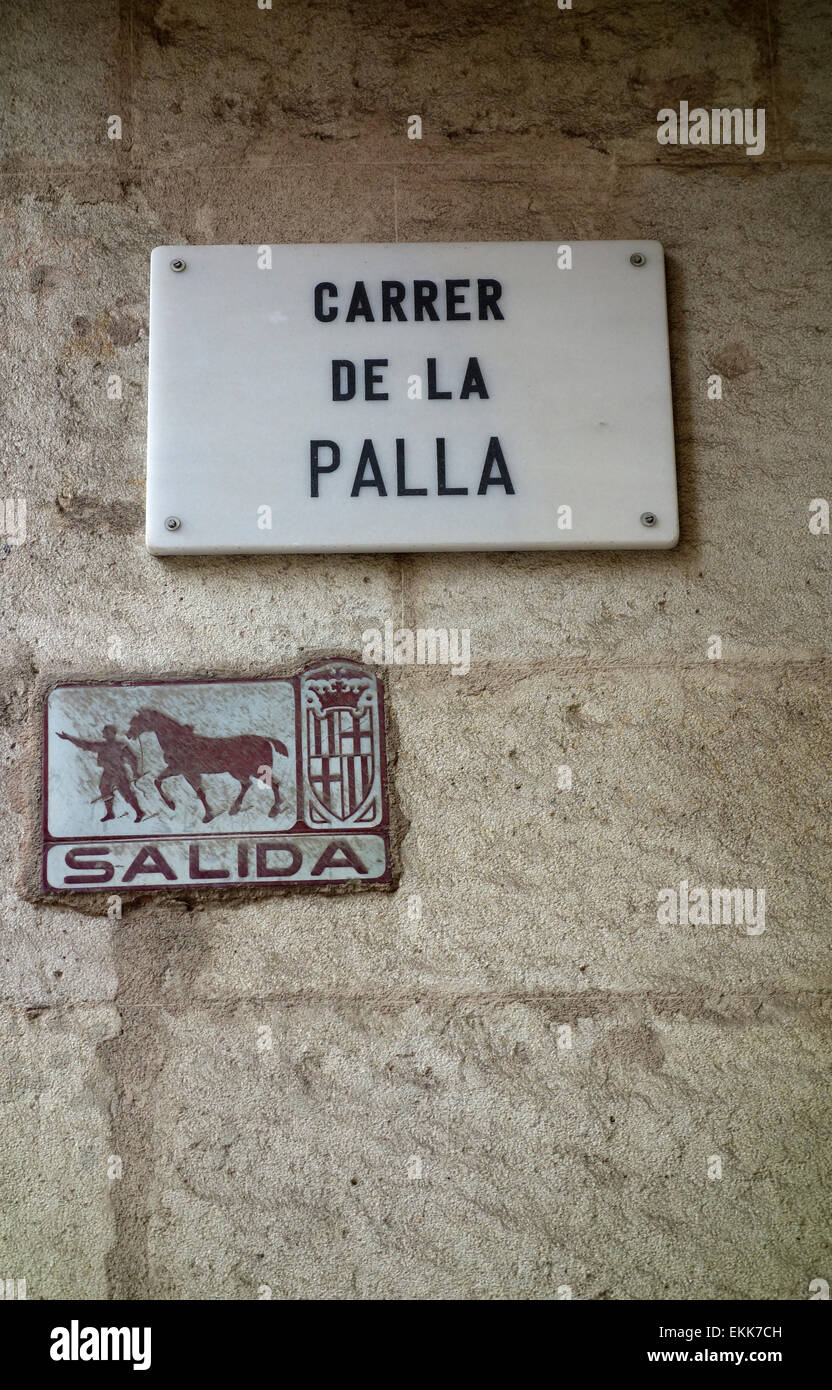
<box><xmin>57</xmin><ymin>725</ymin><xmax>145</xmax><ymax>823</ymax></box>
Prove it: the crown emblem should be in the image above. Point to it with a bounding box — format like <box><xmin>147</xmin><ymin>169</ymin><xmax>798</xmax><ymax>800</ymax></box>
<box><xmin>302</xmin><ymin>663</ymin><xmax>375</xmax><ymax>716</ymax></box>
<box><xmin>306</xmin><ymin>678</ymin><xmax>366</xmax><ymax>711</ymax></box>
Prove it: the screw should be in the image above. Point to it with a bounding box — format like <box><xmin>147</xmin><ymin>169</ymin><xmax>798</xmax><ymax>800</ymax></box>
<box><xmin>164</xmin><ymin>516</ymin><xmax>181</xmax><ymax>531</ymax></box>
<box><xmin>630</xmin><ymin>252</ymin><xmax>646</xmax><ymax>267</ymax></box>
<box><xmin>170</xmin><ymin>258</ymin><xmax>187</xmax><ymax>273</ymax></box>
<box><xmin>640</xmin><ymin>511</ymin><xmax>657</xmax><ymax>527</ymax></box>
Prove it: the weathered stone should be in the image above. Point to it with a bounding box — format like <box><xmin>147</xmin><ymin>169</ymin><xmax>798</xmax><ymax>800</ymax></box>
<box><xmin>0</xmin><ymin>0</ymin><xmax>829</xmax><ymax>1302</ymax></box>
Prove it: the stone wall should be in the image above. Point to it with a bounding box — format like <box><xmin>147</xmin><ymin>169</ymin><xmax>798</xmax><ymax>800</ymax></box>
<box><xmin>1</xmin><ymin>0</ymin><xmax>830</xmax><ymax>1299</ymax></box>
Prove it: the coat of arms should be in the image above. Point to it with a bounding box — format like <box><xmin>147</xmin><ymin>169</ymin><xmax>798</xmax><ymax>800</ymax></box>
<box><xmin>41</xmin><ymin>661</ymin><xmax>391</xmax><ymax>893</ymax></box>
<box><xmin>301</xmin><ymin>664</ymin><xmax>383</xmax><ymax>827</ymax></box>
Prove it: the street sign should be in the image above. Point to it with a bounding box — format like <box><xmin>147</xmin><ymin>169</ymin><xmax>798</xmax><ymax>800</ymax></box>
<box><xmin>42</xmin><ymin>662</ymin><xmax>391</xmax><ymax>892</ymax></box>
<box><xmin>146</xmin><ymin>241</ymin><xmax>678</xmax><ymax>554</ymax></box>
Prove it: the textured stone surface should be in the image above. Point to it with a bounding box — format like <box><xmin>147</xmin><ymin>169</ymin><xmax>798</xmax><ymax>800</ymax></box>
<box><xmin>0</xmin><ymin>1004</ymin><xmax>118</xmax><ymax>1299</ymax></box>
<box><xmin>145</xmin><ymin>1002</ymin><xmax>830</xmax><ymax>1300</ymax></box>
<box><xmin>0</xmin><ymin>0</ymin><xmax>830</xmax><ymax>1300</ymax></box>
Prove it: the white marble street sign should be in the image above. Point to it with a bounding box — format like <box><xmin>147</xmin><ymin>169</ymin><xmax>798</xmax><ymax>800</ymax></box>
<box><xmin>146</xmin><ymin>241</ymin><xmax>678</xmax><ymax>554</ymax></box>
<box><xmin>42</xmin><ymin>662</ymin><xmax>391</xmax><ymax>892</ymax></box>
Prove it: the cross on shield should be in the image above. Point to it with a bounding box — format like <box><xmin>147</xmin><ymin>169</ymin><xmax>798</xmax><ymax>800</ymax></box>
<box><xmin>307</xmin><ymin>702</ymin><xmax>375</xmax><ymax>821</ymax></box>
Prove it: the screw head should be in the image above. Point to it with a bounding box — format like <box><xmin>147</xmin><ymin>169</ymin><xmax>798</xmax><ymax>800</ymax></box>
<box><xmin>630</xmin><ymin>252</ymin><xmax>646</xmax><ymax>267</ymax></box>
<box><xmin>640</xmin><ymin>511</ymin><xmax>657</xmax><ymax>527</ymax></box>
<box><xmin>170</xmin><ymin>258</ymin><xmax>187</xmax><ymax>273</ymax></box>
<box><xmin>164</xmin><ymin>516</ymin><xmax>181</xmax><ymax>531</ymax></box>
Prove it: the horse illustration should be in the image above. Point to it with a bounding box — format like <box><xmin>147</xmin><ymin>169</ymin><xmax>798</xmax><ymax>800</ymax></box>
<box><xmin>126</xmin><ymin>707</ymin><xmax>289</xmax><ymax>822</ymax></box>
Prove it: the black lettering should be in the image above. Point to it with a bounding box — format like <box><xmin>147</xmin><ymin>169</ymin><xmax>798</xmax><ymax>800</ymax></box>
<box><xmin>477</xmin><ymin>436</ymin><xmax>515</xmax><ymax>494</ymax></box>
<box><xmin>396</xmin><ymin>439</ymin><xmax>427</xmax><ymax>496</ymax></box>
<box><xmin>345</xmin><ymin>280</ymin><xmax>374</xmax><ymax>322</ymax></box>
<box><xmin>446</xmin><ymin>278</ymin><xmax>471</xmax><ymax>320</ymax></box>
<box><xmin>381</xmin><ymin>280</ymin><xmax>407</xmax><ymax>321</ymax></box>
<box><xmin>460</xmin><ymin>355</ymin><xmax>489</xmax><ymax>399</ymax></box>
<box><xmin>477</xmin><ymin>278</ymin><xmax>504</xmax><ymax>320</ymax></box>
<box><xmin>436</xmin><ymin>438</ymin><xmax>467</xmax><ymax>495</ymax></box>
<box><xmin>332</xmin><ymin>360</ymin><xmax>355</xmax><ymax>401</ymax></box>
<box><xmin>414</xmin><ymin>280</ymin><xmax>439</xmax><ymax>321</ymax></box>
<box><xmin>314</xmin><ymin>282</ymin><xmax>338</xmax><ymax>322</ymax></box>
<box><xmin>311</xmin><ymin>440</ymin><xmax>340</xmax><ymax>497</ymax></box>
<box><xmin>364</xmin><ymin>359</ymin><xmax>388</xmax><ymax>401</ymax></box>
<box><xmin>351</xmin><ymin>440</ymin><xmax>388</xmax><ymax>496</ymax></box>
<box><xmin>427</xmin><ymin>357</ymin><xmax>452</xmax><ymax>399</ymax></box>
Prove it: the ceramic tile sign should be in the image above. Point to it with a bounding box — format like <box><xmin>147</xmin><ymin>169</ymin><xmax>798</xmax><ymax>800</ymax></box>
<box><xmin>146</xmin><ymin>241</ymin><xmax>678</xmax><ymax>554</ymax></box>
<box><xmin>42</xmin><ymin>662</ymin><xmax>391</xmax><ymax>892</ymax></box>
